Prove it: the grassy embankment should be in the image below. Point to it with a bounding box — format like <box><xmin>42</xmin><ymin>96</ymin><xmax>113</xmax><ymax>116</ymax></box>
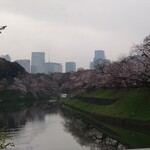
<box><xmin>62</xmin><ymin>106</ymin><xmax>150</xmax><ymax>148</ymax></box>
<box><xmin>63</xmin><ymin>88</ymin><xmax>150</xmax><ymax>121</ymax></box>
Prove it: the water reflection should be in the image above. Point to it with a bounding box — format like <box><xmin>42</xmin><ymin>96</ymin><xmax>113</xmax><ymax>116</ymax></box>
<box><xmin>61</xmin><ymin>107</ymin><xmax>126</xmax><ymax>150</ymax></box>
<box><xmin>0</xmin><ymin>104</ymin><xmax>58</xmax><ymax>129</ymax></box>
<box><xmin>61</xmin><ymin>106</ymin><xmax>150</xmax><ymax>149</ymax></box>
<box><xmin>0</xmin><ymin>103</ymin><xmax>150</xmax><ymax>150</ymax></box>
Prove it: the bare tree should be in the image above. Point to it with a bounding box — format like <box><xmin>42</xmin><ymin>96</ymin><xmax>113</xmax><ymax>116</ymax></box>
<box><xmin>131</xmin><ymin>35</ymin><xmax>150</xmax><ymax>86</ymax></box>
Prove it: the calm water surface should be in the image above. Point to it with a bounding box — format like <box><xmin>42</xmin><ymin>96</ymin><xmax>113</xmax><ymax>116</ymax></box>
<box><xmin>0</xmin><ymin>104</ymin><xmax>149</xmax><ymax>150</ymax></box>
<box><xmin>9</xmin><ymin>113</ymin><xmax>87</xmax><ymax>150</ymax></box>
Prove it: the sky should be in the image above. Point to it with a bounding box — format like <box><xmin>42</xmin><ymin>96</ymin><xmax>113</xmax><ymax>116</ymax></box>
<box><xmin>0</xmin><ymin>0</ymin><xmax>150</xmax><ymax>69</ymax></box>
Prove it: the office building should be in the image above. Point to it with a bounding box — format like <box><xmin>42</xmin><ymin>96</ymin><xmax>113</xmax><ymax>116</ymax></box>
<box><xmin>65</xmin><ymin>62</ymin><xmax>76</xmax><ymax>72</ymax></box>
<box><xmin>15</xmin><ymin>59</ymin><xmax>30</xmax><ymax>73</ymax></box>
<box><xmin>94</xmin><ymin>50</ymin><xmax>105</xmax><ymax>61</ymax></box>
<box><xmin>93</xmin><ymin>50</ymin><xmax>105</xmax><ymax>69</ymax></box>
<box><xmin>45</xmin><ymin>62</ymin><xmax>62</xmax><ymax>74</ymax></box>
<box><xmin>31</xmin><ymin>52</ymin><xmax>45</xmax><ymax>74</ymax></box>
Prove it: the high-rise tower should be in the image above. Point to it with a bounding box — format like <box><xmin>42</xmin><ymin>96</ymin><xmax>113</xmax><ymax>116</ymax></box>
<box><xmin>31</xmin><ymin>52</ymin><xmax>45</xmax><ymax>74</ymax></box>
<box><xmin>94</xmin><ymin>50</ymin><xmax>105</xmax><ymax>61</ymax></box>
<box><xmin>94</xmin><ymin>50</ymin><xmax>105</xmax><ymax>69</ymax></box>
<box><xmin>90</xmin><ymin>50</ymin><xmax>105</xmax><ymax>69</ymax></box>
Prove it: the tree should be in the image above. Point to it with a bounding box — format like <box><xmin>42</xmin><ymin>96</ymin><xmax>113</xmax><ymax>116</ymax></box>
<box><xmin>0</xmin><ymin>58</ymin><xmax>26</xmax><ymax>79</ymax></box>
<box><xmin>0</xmin><ymin>26</ymin><xmax>7</xmax><ymax>34</ymax></box>
<box><xmin>131</xmin><ymin>35</ymin><xmax>150</xmax><ymax>86</ymax></box>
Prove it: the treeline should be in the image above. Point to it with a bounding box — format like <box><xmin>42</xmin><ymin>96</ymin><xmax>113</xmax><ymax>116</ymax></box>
<box><xmin>0</xmin><ymin>58</ymin><xmax>25</xmax><ymax>79</ymax></box>
<box><xmin>96</xmin><ymin>34</ymin><xmax>150</xmax><ymax>88</ymax></box>
<box><xmin>0</xmin><ymin>34</ymin><xmax>149</xmax><ymax>95</ymax></box>
<box><xmin>59</xmin><ymin>35</ymin><xmax>150</xmax><ymax>93</ymax></box>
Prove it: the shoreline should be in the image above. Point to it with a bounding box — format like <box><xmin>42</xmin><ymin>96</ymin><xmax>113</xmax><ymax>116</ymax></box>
<box><xmin>63</xmin><ymin>103</ymin><xmax>150</xmax><ymax>133</ymax></box>
<box><xmin>62</xmin><ymin>88</ymin><xmax>150</xmax><ymax>131</ymax></box>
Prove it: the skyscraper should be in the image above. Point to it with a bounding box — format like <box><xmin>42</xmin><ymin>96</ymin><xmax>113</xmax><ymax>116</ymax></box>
<box><xmin>65</xmin><ymin>62</ymin><xmax>76</xmax><ymax>72</ymax></box>
<box><xmin>90</xmin><ymin>50</ymin><xmax>105</xmax><ymax>69</ymax></box>
<box><xmin>15</xmin><ymin>59</ymin><xmax>30</xmax><ymax>73</ymax></box>
<box><xmin>94</xmin><ymin>50</ymin><xmax>105</xmax><ymax>61</ymax></box>
<box><xmin>31</xmin><ymin>52</ymin><xmax>45</xmax><ymax>74</ymax></box>
<box><xmin>94</xmin><ymin>50</ymin><xmax>105</xmax><ymax>69</ymax></box>
<box><xmin>45</xmin><ymin>62</ymin><xmax>62</xmax><ymax>74</ymax></box>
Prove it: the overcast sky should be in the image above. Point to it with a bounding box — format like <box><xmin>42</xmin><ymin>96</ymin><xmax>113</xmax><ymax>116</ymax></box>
<box><xmin>0</xmin><ymin>0</ymin><xmax>150</xmax><ymax>69</ymax></box>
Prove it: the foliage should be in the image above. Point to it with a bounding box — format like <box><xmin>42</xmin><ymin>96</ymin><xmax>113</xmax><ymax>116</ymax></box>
<box><xmin>0</xmin><ymin>26</ymin><xmax>7</xmax><ymax>34</ymax></box>
<box><xmin>0</xmin><ymin>129</ymin><xmax>14</xmax><ymax>149</ymax></box>
<box><xmin>60</xmin><ymin>34</ymin><xmax>150</xmax><ymax>95</ymax></box>
<box><xmin>63</xmin><ymin>88</ymin><xmax>150</xmax><ymax>121</ymax></box>
<box><xmin>132</xmin><ymin>35</ymin><xmax>150</xmax><ymax>61</ymax></box>
<box><xmin>131</xmin><ymin>35</ymin><xmax>150</xmax><ymax>85</ymax></box>
<box><xmin>0</xmin><ymin>58</ymin><xmax>25</xmax><ymax>79</ymax></box>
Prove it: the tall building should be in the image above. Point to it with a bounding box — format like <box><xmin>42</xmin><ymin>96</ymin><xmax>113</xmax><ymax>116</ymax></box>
<box><xmin>45</xmin><ymin>62</ymin><xmax>62</xmax><ymax>74</ymax></box>
<box><xmin>94</xmin><ymin>50</ymin><xmax>105</xmax><ymax>61</ymax></box>
<box><xmin>31</xmin><ymin>52</ymin><xmax>45</xmax><ymax>74</ymax></box>
<box><xmin>1</xmin><ymin>54</ymin><xmax>11</xmax><ymax>61</ymax></box>
<box><xmin>65</xmin><ymin>62</ymin><xmax>76</xmax><ymax>72</ymax></box>
<box><xmin>15</xmin><ymin>59</ymin><xmax>30</xmax><ymax>73</ymax></box>
<box><xmin>93</xmin><ymin>50</ymin><xmax>105</xmax><ymax>69</ymax></box>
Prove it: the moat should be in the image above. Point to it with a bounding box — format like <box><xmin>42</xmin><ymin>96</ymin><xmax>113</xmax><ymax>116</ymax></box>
<box><xmin>0</xmin><ymin>103</ymin><xmax>150</xmax><ymax>150</ymax></box>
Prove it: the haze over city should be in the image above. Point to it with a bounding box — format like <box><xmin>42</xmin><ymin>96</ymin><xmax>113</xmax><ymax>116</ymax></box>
<box><xmin>1</xmin><ymin>0</ymin><xmax>150</xmax><ymax>69</ymax></box>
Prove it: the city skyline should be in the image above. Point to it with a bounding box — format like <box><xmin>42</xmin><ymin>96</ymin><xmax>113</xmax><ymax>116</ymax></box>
<box><xmin>1</xmin><ymin>50</ymin><xmax>102</xmax><ymax>73</ymax></box>
<box><xmin>1</xmin><ymin>0</ymin><xmax>150</xmax><ymax>69</ymax></box>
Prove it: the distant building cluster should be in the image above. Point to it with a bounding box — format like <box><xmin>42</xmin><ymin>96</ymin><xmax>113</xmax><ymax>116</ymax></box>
<box><xmin>0</xmin><ymin>52</ymin><xmax>62</xmax><ymax>74</ymax></box>
<box><xmin>30</xmin><ymin>52</ymin><xmax>63</xmax><ymax>74</ymax></box>
<box><xmin>1</xmin><ymin>49</ymin><xmax>109</xmax><ymax>74</ymax></box>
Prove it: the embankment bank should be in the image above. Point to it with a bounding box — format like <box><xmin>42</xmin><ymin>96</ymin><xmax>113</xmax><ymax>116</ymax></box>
<box><xmin>62</xmin><ymin>88</ymin><xmax>150</xmax><ymax>130</ymax></box>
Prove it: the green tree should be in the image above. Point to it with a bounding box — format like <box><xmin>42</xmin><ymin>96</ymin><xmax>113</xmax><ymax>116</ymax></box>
<box><xmin>0</xmin><ymin>58</ymin><xmax>26</xmax><ymax>79</ymax></box>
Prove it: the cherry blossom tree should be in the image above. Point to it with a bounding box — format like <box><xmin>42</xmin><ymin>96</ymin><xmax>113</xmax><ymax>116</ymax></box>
<box><xmin>131</xmin><ymin>35</ymin><xmax>150</xmax><ymax>86</ymax></box>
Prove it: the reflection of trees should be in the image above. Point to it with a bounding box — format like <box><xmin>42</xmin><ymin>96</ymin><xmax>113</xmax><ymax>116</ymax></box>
<box><xmin>61</xmin><ymin>108</ymin><xmax>126</xmax><ymax>150</ymax></box>
<box><xmin>0</xmin><ymin>103</ymin><xmax>59</xmax><ymax>129</ymax></box>
<box><xmin>0</xmin><ymin>104</ymin><xmax>59</xmax><ymax>149</ymax></box>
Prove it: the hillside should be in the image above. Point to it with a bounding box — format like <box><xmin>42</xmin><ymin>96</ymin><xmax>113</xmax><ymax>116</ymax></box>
<box><xmin>63</xmin><ymin>88</ymin><xmax>150</xmax><ymax>122</ymax></box>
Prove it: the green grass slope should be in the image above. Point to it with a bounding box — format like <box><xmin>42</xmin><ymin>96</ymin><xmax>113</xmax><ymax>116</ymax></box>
<box><xmin>63</xmin><ymin>88</ymin><xmax>150</xmax><ymax>121</ymax></box>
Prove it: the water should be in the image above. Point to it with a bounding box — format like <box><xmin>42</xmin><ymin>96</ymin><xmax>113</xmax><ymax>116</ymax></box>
<box><xmin>0</xmin><ymin>104</ymin><xmax>150</xmax><ymax>150</ymax></box>
<box><xmin>9</xmin><ymin>114</ymin><xmax>86</xmax><ymax>150</ymax></box>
